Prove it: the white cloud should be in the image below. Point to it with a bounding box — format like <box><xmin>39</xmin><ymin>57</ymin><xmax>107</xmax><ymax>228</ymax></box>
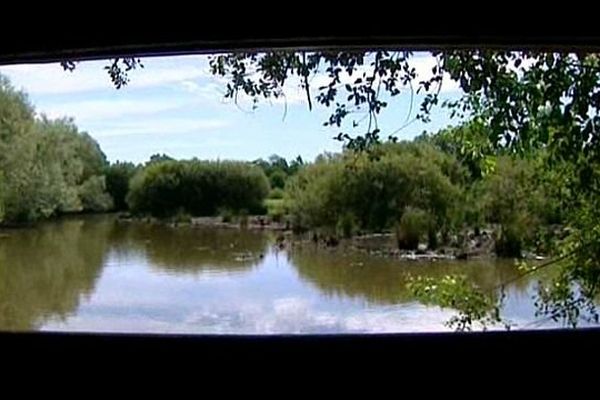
<box><xmin>39</xmin><ymin>98</ymin><xmax>192</xmax><ymax>123</ymax></box>
<box><xmin>92</xmin><ymin>118</ymin><xmax>230</xmax><ymax>138</ymax></box>
<box><xmin>179</xmin><ymin>80</ymin><xmax>225</xmax><ymax>100</ymax></box>
<box><xmin>0</xmin><ymin>53</ymin><xmax>460</xmax><ymax>102</ymax></box>
<box><xmin>128</xmin><ymin>63</ymin><xmax>208</xmax><ymax>90</ymax></box>
<box><xmin>180</xmin><ymin>80</ymin><xmax>202</xmax><ymax>92</ymax></box>
<box><xmin>0</xmin><ymin>53</ymin><xmax>458</xmax><ymax>117</ymax></box>
<box><xmin>0</xmin><ymin>55</ymin><xmax>211</xmax><ymax>95</ymax></box>
<box><xmin>0</xmin><ymin>62</ymin><xmax>116</xmax><ymax>94</ymax></box>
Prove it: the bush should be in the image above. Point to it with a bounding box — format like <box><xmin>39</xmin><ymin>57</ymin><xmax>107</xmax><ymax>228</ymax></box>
<box><xmin>127</xmin><ymin>159</ymin><xmax>269</xmax><ymax>218</ymax></box>
<box><xmin>268</xmin><ymin>187</ymin><xmax>285</xmax><ymax>199</ymax></box>
<box><xmin>479</xmin><ymin>156</ymin><xmax>546</xmax><ymax>256</ymax></box>
<box><xmin>79</xmin><ymin>176</ymin><xmax>114</xmax><ymax>212</ymax></box>
<box><xmin>495</xmin><ymin>225</ymin><xmax>523</xmax><ymax>258</ymax></box>
<box><xmin>285</xmin><ymin>142</ymin><xmax>462</xmax><ymax>237</ymax></box>
<box><xmin>265</xmin><ymin>198</ymin><xmax>286</xmax><ymax>222</ymax></box>
<box><xmin>395</xmin><ymin>207</ymin><xmax>430</xmax><ymax>250</ymax></box>
<box><xmin>284</xmin><ymin>155</ymin><xmax>345</xmax><ymax>231</ymax></box>
<box><xmin>219</xmin><ymin>207</ymin><xmax>235</xmax><ymax>223</ymax></box>
<box><xmin>172</xmin><ymin>208</ymin><xmax>192</xmax><ymax>224</ymax></box>
<box><xmin>105</xmin><ymin>161</ymin><xmax>137</xmax><ymax>211</ymax></box>
<box><xmin>269</xmin><ymin>169</ymin><xmax>287</xmax><ymax>189</ymax></box>
<box><xmin>336</xmin><ymin>212</ymin><xmax>357</xmax><ymax>239</ymax></box>
<box><xmin>127</xmin><ymin>161</ymin><xmax>183</xmax><ymax>217</ymax></box>
<box><xmin>238</xmin><ymin>209</ymin><xmax>249</xmax><ymax>229</ymax></box>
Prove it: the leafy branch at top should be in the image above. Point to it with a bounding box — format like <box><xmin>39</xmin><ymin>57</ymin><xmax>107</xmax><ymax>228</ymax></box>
<box><xmin>61</xmin><ymin>57</ymin><xmax>144</xmax><ymax>89</ymax></box>
<box><xmin>208</xmin><ymin>50</ymin><xmax>436</xmax><ymax>150</ymax></box>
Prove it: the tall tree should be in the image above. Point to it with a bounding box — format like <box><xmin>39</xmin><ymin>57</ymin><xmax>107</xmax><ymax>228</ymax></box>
<box><xmin>0</xmin><ymin>74</ymin><xmax>113</xmax><ymax>223</ymax></box>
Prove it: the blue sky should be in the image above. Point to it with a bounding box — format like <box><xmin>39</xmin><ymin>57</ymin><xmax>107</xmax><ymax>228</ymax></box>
<box><xmin>0</xmin><ymin>53</ymin><xmax>460</xmax><ymax>164</ymax></box>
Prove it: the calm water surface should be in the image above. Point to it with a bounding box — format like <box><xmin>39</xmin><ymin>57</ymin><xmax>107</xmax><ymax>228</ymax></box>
<box><xmin>0</xmin><ymin>215</ymin><xmax>574</xmax><ymax>333</ymax></box>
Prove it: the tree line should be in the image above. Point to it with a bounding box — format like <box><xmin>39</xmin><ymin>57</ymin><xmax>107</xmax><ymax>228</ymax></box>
<box><xmin>0</xmin><ymin>72</ymin><xmax>566</xmax><ymax>261</ymax></box>
<box><xmin>0</xmin><ymin>73</ymin><xmax>302</xmax><ymax>225</ymax></box>
<box><xmin>282</xmin><ymin>126</ymin><xmax>565</xmax><ymax>258</ymax></box>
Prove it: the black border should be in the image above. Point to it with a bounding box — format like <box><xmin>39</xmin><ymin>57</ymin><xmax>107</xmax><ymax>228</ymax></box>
<box><xmin>1</xmin><ymin>20</ymin><xmax>599</xmax><ymax>380</ymax></box>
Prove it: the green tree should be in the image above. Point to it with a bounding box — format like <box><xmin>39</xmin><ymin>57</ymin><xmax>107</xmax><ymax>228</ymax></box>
<box><xmin>285</xmin><ymin>142</ymin><xmax>462</xmax><ymax>245</ymax></box>
<box><xmin>479</xmin><ymin>156</ymin><xmax>539</xmax><ymax>257</ymax></box>
<box><xmin>79</xmin><ymin>176</ymin><xmax>114</xmax><ymax>212</ymax></box>
<box><xmin>105</xmin><ymin>161</ymin><xmax>138</xmax><ymax>211</ymax></box>
<box><xmin>0</xmin><ymin>74</ymin><xmax>112</xmax><ymax>223</ymax></box>
<box><xmin>417</xmin><ymin>120</ymin><xmax>496</xmax><ymax>181</ymax></box>
<box><xmin>147</xmin><ymin>153</ymin><xmax>174</xmax><ymax>165</ymax></box>
<box><xmin>269</xmin><ymin>169</ymin><xmax>287</xmax><ymax>189</ymax></box>
<box><xmin>289</xmin><ymin>155</ymin><xmax>305</xmax><ymax>175</ymax></box>
<box><xmin>127</xmin><ymin>159</ymin><xmax>269</xmax><ymax>218</ymax></box>
<box><xmin>252</xmin><ymin>154</ymin><xmax>304</xmax><ymax>193</ymax></box>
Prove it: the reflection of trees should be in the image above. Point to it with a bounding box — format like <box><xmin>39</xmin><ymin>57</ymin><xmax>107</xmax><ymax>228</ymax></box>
<box><xmin>109</xmin><ymin>222</ymin><xmax>270</xmax><ymax>275</ymax></box>
<box><xmin>290</xmin><ymin>248</ymin><xmax>531</xmax><ymax>306</ymax></box>
<box><xmin>0</xmin><ymin>216</ymin><xmax>111</xmax><ymax>331</ymax></box>
<box><xmin>0</xmin><ymin>213</ymin><xmax>539</xmax><ymax>332</ymax></box>
<box><xmin>0</xmin><ymin>216</ymin><xmax>271</xmax><ymax>331</ymax></box>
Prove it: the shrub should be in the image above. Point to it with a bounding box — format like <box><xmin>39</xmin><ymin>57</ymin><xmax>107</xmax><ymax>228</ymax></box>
<box><xmin>395</xmin><ymin>207</ymin><xmax>430</xmax><ymax>250</ymax></box>
<box><xmin>105</xmin><ymin>161</ymin><xmax>137</xmax><ymax>211</ymax></box>
<box><xmin>284</xmin><ymin>142</ymin><xmax>462</xmax><ymax>238</ymax></box>
<box><xmin>268</xmin><ymin>187</ymin><xmax>285</xmax><ymax>199</ymax></box>
<box><xmin>79</xmin><ymin>176</ymin><xmax>114</xmax><ymax>212</ymax></box>
<box><xmin>336</xmin><ymin>212</ymin><xmax>357</xmax><ymax>239</ymax></box>
<box><xmin>127</xmin><ymin>159</ymin><xmax>269</xmax><ymax>218</ymax></box>
<box><xmin>172</xmin><ymin>208</ymin><xmax>192</xmax><ymax>224</ymax></box>
<box><xmin>265</xmin><ymin>198</ymin><xmax>286</xmax><ymax>222</ymax></box>
<box><xmin>269</xmin><ymin>169</ymin><xmax>287</xmax><ymax>189</ymax></box>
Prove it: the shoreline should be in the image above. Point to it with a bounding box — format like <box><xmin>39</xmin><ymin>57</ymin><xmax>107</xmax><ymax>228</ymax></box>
<box><xmin>0</xmin><ymin>211</ymin><xmax>121</xmax><ymax>230</ymax></box>
<box><xmin>1</xmin><ymin>212</ymin><xmax>549</xmax><ymax>262</ymax></box>
<box><xmin>118</xmin><ymin>214</ymin><xmax>548</xmax><ymax>262</ymax></box>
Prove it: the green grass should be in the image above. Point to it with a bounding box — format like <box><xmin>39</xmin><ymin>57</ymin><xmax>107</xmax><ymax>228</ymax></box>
<box><xmin>264</xmin><ymin>199</ymin><xmax>286</xmax><ymax>221</ymax></box>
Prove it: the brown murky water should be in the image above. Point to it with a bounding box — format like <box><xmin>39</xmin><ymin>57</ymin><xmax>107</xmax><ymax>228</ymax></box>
<box><xmin>0</xmin><ymin>215</ymin><xmax>578</xmax><ymax>333</ymax></box>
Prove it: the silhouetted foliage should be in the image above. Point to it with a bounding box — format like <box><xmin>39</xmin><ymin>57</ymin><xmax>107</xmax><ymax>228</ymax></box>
<box><xmin>105</xmin><ymin>161</ymin><xmax>138</xmax><ymax>211</ymax></box>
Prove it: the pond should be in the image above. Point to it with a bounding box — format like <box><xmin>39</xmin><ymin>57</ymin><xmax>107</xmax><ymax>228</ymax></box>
<box><xmin>0</xmin><ymin>215</ymin><xmax>575</xmax><ymax>333</ymax></box>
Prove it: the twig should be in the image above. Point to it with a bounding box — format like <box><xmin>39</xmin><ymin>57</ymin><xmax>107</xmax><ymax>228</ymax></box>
<box><xmin>403</xmin><ymin>80</ymin><xmax>415</xmax><ymax>126</ymax></box>
<box><xmin>302</xmin><ymin>52</ymin><xmax>313</xmax><ymax>111</ymax></box>
<box><xmin>517</xmin><ymin>297</ymin><xmax>586</xmax><ymax>330</ymax></box>
<box><xmin>389</xmin><ymin>117</ymin><xmax>419</xmax><ymax>136</ymax></box>
<box><xmin>281</xmin><ymin>92</ymin><xmax>288</xmax><ymax>122</ymax></box>
<box><xmin>491</xmin><ymin>244</ymin><xmax>591</xmax><ymax>294</ymax></box>
<box><xmin>367</xmin><ymin>52</ymin><xmax>382</xmax><ymax>135</ymax></box>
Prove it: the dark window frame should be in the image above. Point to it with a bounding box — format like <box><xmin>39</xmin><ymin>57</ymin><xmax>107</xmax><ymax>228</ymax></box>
<box><xmin>1</xmin><ymin>24</ymin><xmax>599</xmax><ymax>378</ymax></box>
